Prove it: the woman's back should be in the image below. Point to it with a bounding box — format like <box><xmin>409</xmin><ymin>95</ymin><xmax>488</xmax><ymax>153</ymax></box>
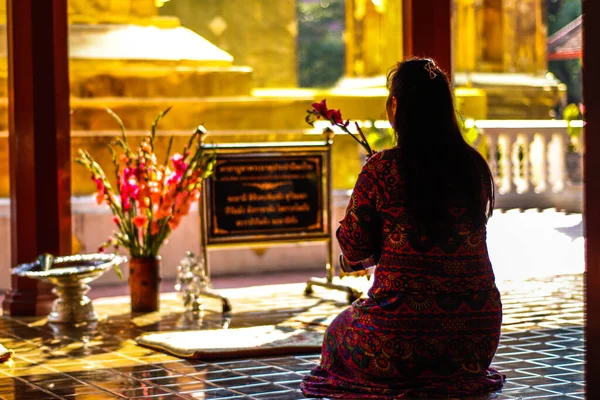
<box><xmin>337</xmin><ymin>148</ymin><xmax>498</xmax><ymax>309</ymax></box>
<box><xmin>301</xmin><ymin>58</ymin><xmax>505</xmax><ymax>399</ymax></box>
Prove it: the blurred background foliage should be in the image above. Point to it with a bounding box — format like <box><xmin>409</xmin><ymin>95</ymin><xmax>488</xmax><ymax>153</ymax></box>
<box><xmin>547</xmin><ymin>0</ymin><xmax>582</xmax><ymax>109</ymax></box>
<box><xmin>297</xmin><ymin>0</ymin><xmax>345</xmax><ymax>87</ymax></box>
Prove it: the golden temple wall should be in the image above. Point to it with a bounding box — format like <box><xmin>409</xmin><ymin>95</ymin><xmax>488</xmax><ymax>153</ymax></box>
<box><xmin>159</xmin><ymin>0</ymin><xmax>298</xmax><ymax>88</ymax></box>
<box><xmin>345</xmin><ymin>0</ymin><xmax>403</xmax><ymax>77</ymax></box>
<box><xmin>69</xmin><ymin>0</ymin><xmax>157</xmax><ymax>24</ymax></box>
<box><xmin>454</xmin><ymin>0</ymin><xmax>548</xmax><ymax>74</ymax></box>
<box><xmin>0</xmin><ymin>0</ymin><xmax>168</xmax><ymax>25</ymax></box>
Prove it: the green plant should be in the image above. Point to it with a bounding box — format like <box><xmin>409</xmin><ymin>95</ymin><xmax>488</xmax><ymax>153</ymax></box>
<box><xmin>297</xmin><ymin>0</ymin><xmax>345</xmax><ymax>88</ymax></box>
<box><xmin>564</xmin><ymin>103</ymin><xmax>584</xmax><ymax>152</ymax></box>
<box><xmin>365</xmin><ymin>124</ymin><xmax>395</xmax><ymax>151</ymax></box>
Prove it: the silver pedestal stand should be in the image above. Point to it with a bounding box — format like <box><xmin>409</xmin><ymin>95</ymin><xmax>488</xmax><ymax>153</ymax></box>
<box><xmin>14</xmin><ymin>253</ymin><xmax>126</xmax><ymax>323</ymax></box>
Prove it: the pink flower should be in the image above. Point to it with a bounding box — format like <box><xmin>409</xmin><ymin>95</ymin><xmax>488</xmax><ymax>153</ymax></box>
<box><xmin>112</xmin><ymin>216</ymin><xmax>120</xmax><ymax>225</ymax></box>
<box><xmin>97</xmin><ymin>246</ymin><xmax>105</xmax><ymax>254</ymax></box>
<box><xmin>167</xmin><ymin>154</ymin><xmax>188</xmax><ymax>186</ymax></box>
<box><xmin>120</xmin><ymin>195</ymin><xmax>131</xmax><ymax>211</ymax></box>
<box><xmin>92</xmin><ymin>178</ymin><xmax>107</xmax><ymax>205</ymax></box>
<box><xmin>94</xmin><ymin>178</ymin><xmax>104</xmax><ymax>193</ymax></box>
<box><xmin>171</xmin><ymin>154</ymin><xmax>187</xmax><ymax>174</ymax></box>
<box><xmin>119</xmin><ymin>167</ymin><xmax>139</xmax><ymax>211</ymax></box>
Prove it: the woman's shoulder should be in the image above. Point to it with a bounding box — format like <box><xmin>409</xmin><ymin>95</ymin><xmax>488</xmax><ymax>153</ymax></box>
<box><xmin>364</xmin><ymin>147</ymin><xmax>401</xmax><ymax>167</ymax></box>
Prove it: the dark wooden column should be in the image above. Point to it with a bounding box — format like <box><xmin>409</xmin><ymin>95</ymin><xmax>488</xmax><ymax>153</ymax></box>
<box><xmin>2</xmin><ymin>0</ymin><xmax>72</xmax><ymax>316</ymax></box>
<box><xmin>584</xmin><ymin>0</ymin><xmax>600</xmax><ymax>395</ymax></box>
<box><xmin>402</xmin><ymin>0</ymin><xmax>453</xmax><ymax>77</ymax></box>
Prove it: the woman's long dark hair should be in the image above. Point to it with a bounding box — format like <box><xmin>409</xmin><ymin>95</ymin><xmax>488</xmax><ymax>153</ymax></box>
<box><xmin>386</xmin><ymin>58</ymin><xmax>495</xmax><ymax>237</ymax></box>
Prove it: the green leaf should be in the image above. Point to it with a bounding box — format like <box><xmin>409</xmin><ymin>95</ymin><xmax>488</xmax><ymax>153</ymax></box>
<box><xmin>151</xmin><ymin>107</ymin><xmax>173</xmax><ymax>150</ymax></box>
<box><xmin>114</xmin><ymin>264</ymin><xmax>124</xmax><ymax>280</ymax></box>
<box><xmin>106</xmin><ymin>108</ymin><xmax>126</xmax><ymax>140</ymax></box>
<box><xmin>564</xmin><ymin>103</ymin><xmax>581</xmax><ymax>121</ymax></box>
<box><xmin>464</xmin><ymin>126</ymin><xmax>479</xmax><ymax>146</ymax></box>
<box><xmin>564</xmin><ymin>103</ymin><xmax>583</xmax><ymax>138</ymax></box>
<box><xmin>163</xmin><ymin>136</ymin><xmax>174</xmax><ymax>166</ymax></box>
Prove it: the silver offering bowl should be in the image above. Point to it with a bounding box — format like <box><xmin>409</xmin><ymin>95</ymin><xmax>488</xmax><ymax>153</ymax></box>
<box><xmin>13</xmin><ymin>253</ymin><xmax>126</xmax><ymax>323</ymax></box>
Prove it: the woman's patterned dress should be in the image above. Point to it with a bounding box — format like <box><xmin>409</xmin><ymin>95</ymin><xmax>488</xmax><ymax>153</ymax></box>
<box><xmin>301</xmin><ymin>149</ymin><xmax>505</xmax><ymax>399</ymax></box>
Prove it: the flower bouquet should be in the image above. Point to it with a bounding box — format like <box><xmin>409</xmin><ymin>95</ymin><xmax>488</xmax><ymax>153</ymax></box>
<box><xmin>306</xmin><ymin>99</ymin><xmax>374</xmax><ymax>157</ymax></box>
<box><xmin>76</xmin><ymin>108</ymin><xmax>216</xmax><ymax>312</ymax></box>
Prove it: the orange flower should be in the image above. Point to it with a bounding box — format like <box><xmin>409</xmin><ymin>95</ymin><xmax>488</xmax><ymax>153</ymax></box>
<box><xmin>133</xmin><ymin>215</ymin><xmax>147</xmax><ymax>229</ymax></box>
<box><xmin>168</xmin><ymin>215</ymin><xmax>181</xmax><ymax>230</ymax></box>
<box><xmin>96</xmin><ymin>192</ymin><xmax>105</xmax><ymax>205</ymax></box>
<box><xmin>155</xmin><ymin>205</ymin><xmax>172</xmax><ymax>220</ymax></box>
<box><xmin>191</xmin><ymin>189</ymin><xmax>201</xmax><ymax>200</ymax></box>
<box><xmin>150</xmin><ymin>220</ymin><xmax>160</xmax><ymax>235</ymax></box>
<box><xmin>141</xmin><ymin>140</ymin><xmax>152</xmax><ymax>153</ymax></box>
<box><xmin>176</xmin><ymin>202</ymin><xmax>192</xmax><ymax>217</ymax></box>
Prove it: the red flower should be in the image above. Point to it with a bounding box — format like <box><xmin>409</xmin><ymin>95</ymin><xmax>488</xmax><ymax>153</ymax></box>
<box><xmin>326</xmin><ymin>109</ymin><xmax>344</xmax><ymax>124</ymax></box>
<box><xmin>94</xmin><ymin>178</ymin><xmax>104</xmax><ymax>193</ymax></box>
<box><xmin>150</xmin><ymin>221</ymin><xmax>160</xmax><ymax>235</ymax></box>
<box><xmin>93</xmin><ymin>177</ymin><xmax>106</xmax><ymax>205</ymax></box>
<box><xmin>133</xmin><ymin>215</ymin><xmax>147</xmax><ymax>229</ymax></box>
<box><xmin>312</xmin><ymin>99</ymin><xmax>328</xmax><ymax>115</ymax></box>
<box><xmin>312</xmin><ymin>99</ymin><xmax>344</xmax><ymax>125</ymax></box>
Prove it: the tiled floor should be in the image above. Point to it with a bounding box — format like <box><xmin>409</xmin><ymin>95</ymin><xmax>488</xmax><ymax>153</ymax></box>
<box><xmin>0</xmin><ymin>274</ymin><xmax>585</xmax><ymax>399</ymax></box>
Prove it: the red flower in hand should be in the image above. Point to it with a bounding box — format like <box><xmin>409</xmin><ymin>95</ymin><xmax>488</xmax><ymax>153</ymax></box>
<box><xmin>326</xmin><ymin>109</ymin><xmax>344</xmax><ymax>124</ymax></box>
<box><xmin>312</xmin><ymin>99</ymin><xmax>328</xmax><ymax>116</ymax></box>
<box><xmin>306</xmin><ymin>98</ymin><xmax>374</xmax><ymax>157</ymax></box>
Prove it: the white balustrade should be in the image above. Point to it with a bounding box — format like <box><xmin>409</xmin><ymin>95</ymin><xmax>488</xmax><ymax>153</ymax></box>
<box><xmin>476</xmin><ymin>120</ymin><xmax>582</xmax><ymax>212</ymax></box>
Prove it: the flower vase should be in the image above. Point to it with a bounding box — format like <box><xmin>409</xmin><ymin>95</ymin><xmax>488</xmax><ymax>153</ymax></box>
<box><xmin>129</xmin><ymin>256</ymin><xmax>161</xmax><ymax>313</ymax></box>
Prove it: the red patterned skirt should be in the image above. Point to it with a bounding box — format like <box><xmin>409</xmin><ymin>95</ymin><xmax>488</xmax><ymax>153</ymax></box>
<box><xmin>301</xmin><ymin>289</ymin><xmax>505</xmax><ymax>399</ymax></box>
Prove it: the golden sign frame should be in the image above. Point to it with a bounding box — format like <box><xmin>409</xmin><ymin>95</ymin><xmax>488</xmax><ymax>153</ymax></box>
<box><xmin>198</xmin><ymin>132</ymin><xmax>361</xmax><ymax>310</ymax></box>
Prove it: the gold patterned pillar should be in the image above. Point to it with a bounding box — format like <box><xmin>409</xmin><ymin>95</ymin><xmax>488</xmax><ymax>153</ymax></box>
<box><xmin>345</xmin><ymin>0</ymin><xmax>403</xmax><ymax>77</ymax></box>
<box><xmin>478</xmin><ymin>0</ymin><xmax>504</xmax><ymax>72</ymax></box>
<box><xmin>454</xmin><ymin>0</ymin><xmax>479</xmax><ymax>73</ymax></box>
<box><xmin>534</xmin><ymin>0</ymin><xmax>548</xmax><ymax>74</ymax></box>
<box><xmin>502</xmin><ymin>0</ymin><xmax>547</xmax><ymax>73</ymax></box>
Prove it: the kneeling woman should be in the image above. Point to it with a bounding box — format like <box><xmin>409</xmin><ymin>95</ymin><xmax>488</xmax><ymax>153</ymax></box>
<box><xmin>301</xmin><ymin>58</ymin><xmax>505</xmax><ymax>399</ymax></box>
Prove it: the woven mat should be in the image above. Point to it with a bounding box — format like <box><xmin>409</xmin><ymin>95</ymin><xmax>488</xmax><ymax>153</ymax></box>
<box><xmin>136</xmin><ymin>325</ymin><xmax>324</xmax><ymax>360</ymax></box>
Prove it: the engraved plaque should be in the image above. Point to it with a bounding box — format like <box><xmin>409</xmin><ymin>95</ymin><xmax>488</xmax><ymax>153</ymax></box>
<box><xmin>204</xmin><ymin>149</ymin><xmax>329</xmax><ymax>244</ymax></box>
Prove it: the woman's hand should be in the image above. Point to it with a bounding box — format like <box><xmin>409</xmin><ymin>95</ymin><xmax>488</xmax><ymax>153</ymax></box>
<box><xmin>340</xmin><ymin>267</ymin><xmax>375</xmax><ymax>280</ymax></box>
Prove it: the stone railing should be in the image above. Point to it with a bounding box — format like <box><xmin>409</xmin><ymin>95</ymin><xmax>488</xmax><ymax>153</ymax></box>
<box><xmin>473</xmin><ymin>120</ymin><xmax>583</xmax><ymax>212</ymax></box>
<box><xmin>322</xmin><ymin>119</ymin><xmax>585</xmax><ymax>213</ymax></box>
